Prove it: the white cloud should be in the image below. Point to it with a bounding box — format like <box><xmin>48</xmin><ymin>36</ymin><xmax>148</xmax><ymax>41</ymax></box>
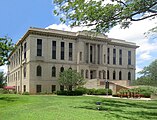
<box><xmin>0</xmin><ymin>65</ymin><xmax>7</xmax><ymax>74</ymax></box>
<box><xmin>46</xmin><ymin>23</ymin><xmax>93</xmax><ymax>32</ymax></box>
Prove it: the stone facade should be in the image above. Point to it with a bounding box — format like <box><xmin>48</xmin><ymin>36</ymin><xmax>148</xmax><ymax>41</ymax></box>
<box><xmin>7</xmin><ymin>27</ymin><xmax>139</xmax><ymax>94</ymax></box>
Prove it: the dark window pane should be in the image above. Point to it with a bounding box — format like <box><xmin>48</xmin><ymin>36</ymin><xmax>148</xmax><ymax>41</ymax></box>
<box><xmin>36</xmin><ymin>85</ymin><xmax>41</xmax><ymax>93</ymax></box>
<box><xmin>37</xmin><ymin>66</ymin><xmax>42</xmax><ymax>76</ymax></box>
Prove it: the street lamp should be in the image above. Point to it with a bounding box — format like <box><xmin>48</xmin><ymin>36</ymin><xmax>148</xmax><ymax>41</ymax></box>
<box><xmin>105</xmin><ymin>79</ymin><xmax>109</xmax><ymax>96</ymax></box>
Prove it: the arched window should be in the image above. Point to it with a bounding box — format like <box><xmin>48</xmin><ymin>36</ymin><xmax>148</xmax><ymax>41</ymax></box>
<box><xmin>60</xmin><ymin>66</ymin><xmax>64</xmax><ymax>72</ymax></box>
<box><xmin>107</xmin><ymin>70</ymin><xmax>109</xmax><ymax>79</ymax></box>
<box><xmin>113</xmin><ymin>70</ymin><xmax>116</xmax><ymax>80</ymax></box>
<box><xmin>69</xmin><ymin>67</ymin><xmax>72</xmax><ymax>70</ymax></box>
<box><xmin>52</xmin><ymin>66</ymin><xmax>56</xmax><ymax>77</ymax></box>
<box><xmin>128</xmin><ymin>72</ymin><xmax>131</xmax><ymax>80</ymax></box>
<box><xmin>81</xmin><ymin>69</ymin><xmax>84</xmax><ymax>77</ymax></box>
<box><xmin>99</xmin><ymin>71</ymin><xmax>101</xmax><ymax>79</ymax></box>
<box><xmin>86</xmin><ymin>70</ymin><xmax>88</xmax><ymax>78</ymax></box>
<box><xmin>103</xmin><ymin>70</ymin><xmax>106</xmax><ymax>79</ymax></box>
<box><xmin>37</xmin><ymin>65</ymin><xmax>42</xmax><ymax>76</ymax></box>
<box><xmin>119</xmin><ymin>71</ymin><xmax>122</xmax><ymax>80</ymax></box>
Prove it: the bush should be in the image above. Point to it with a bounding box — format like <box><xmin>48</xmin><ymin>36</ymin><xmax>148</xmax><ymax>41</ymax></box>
<box><xmin>56</xmin><ymin>90</ymin><xmax>84</xmax><ymax>96</ymax></box>
<box><xmin>0</xmin><ymin>88</ymin><xmax>10</xmax><ymax>94</ymax></box>
<box><xmin>22</xmin><ymin>92</ymin><xmax>30</xmax><ymax>95</ymax></box>
<box><xmin>75</xmin><ymin>87</ymin><xmax>87</xmax><ymax>94</ymax></box>
<box><xmin>86</xmin><ymin>88</ymin><xmax>112</xmax><ymax>95</ymax></box>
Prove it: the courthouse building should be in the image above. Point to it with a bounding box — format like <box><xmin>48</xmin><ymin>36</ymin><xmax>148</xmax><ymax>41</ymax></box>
<box><xmin>7</xmin><ymin>27</ymin><xmax>139</xmax><ymax>94</ymax></box>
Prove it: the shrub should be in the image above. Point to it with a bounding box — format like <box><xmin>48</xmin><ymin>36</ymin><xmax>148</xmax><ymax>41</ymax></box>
<box><xmin>86</xmin><ymin>88</ymin><xmax>112</xmax><ymax>95</ymax></box>
<box><xmin>56</xmin><ymin>90</ymin><xmax>84</xmax><ymax>96</ymax></box>
<box><xmin>0</xmin><ymin>88</ymin><xmax>10</xmax><ymax>94</ymax></box>
<box><xmin>22</xmin><ymin>92</ymin><xmax>30</xmax><ymax>95</ymax></box>
<box><xmin>75</xmin><ymin>87</ymin><xmax>87</xmax><ymax>94</ymax></box>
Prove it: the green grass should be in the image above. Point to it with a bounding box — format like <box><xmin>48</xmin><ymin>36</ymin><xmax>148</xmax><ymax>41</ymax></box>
<box><xmin>0</xmin><ymin>94</ymin><xmax>157</xmax><ymax>120</ymax></box>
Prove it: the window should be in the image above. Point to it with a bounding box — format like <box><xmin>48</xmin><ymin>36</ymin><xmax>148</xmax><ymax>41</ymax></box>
<box><xmin>119</xmin><ymin>71</ymin><xmax>122</xmax><ymax>80</ymax></box>
<box><xmin>103</xmin><ymin>70</ymin><xmax>106</xmax><ymax>79</ymax></box>
<box><xmin>104</xmin><ymin>54</ymin><xmax>106</xmax><ymax>63</ymax></box>
<box><xmin>113</xmin><ymin>48</ymin><xmax>116</xmax><ymax>65</ymax></box>
<box><xmin>128</xmin><ymin>72</ymin><xmax>131</xmax><ymax>80</ymax></box>
<box><xmin>23</xmin><ymin>85</ymin><xmax>26</xmax><ymax>92</ymax></box>
<box><xmin>119</xmin><ymin>49</ymin><xmax>122</xmax><ymax>65</ymax></box>
<box><xmin>128</xmin><ymin>51</ymin><xmax>131</xmax><ymax>65</ymax></box>
<box><xmin>37</xmin><ymin>65</ymin><xmax>42</xmax><ymax>76</ymax></box>
<box><xmin>52</xmin><ymin>66</ymin><xmax>56</xmax><ymax>77</ymax></box>
<box><xmin>86</xmin><ymin>70</ymin><xmax>88</xmax><ymax>78</ymax></box>
<box><xmin>52</xmin><ymin>41</ymin><xmax>56</xmax><ymax>59</ymax></box>
<box><xmin>90</xmin><ymin>46</ymin><xmax>93</xmax><ymax>63</ymax></box>
<box><xmin>107</xmin><ymin>48</ymin><xmax>110</xmax><ymax>64</ymax></box>
<box><xmin>80</xmin><ymin>52</ymin><xmax>82</xmax><ymax>61</ymax></box>
<box><xmin>52</xmin><ymin>85</ymin><xmax>56</xmax><ymax>92</ymax></box>
<box><xmin>19</xmin><ymin>49</ymin><xmax>20</xmax><ymax>64</ymax></box>
<box><xmin>24</xmin><ymin>42</ymin><xmax>27</xmax><ymax>59</ymax></box>
<box><xmin>60</xmin><ymin>66</ymin><xmax>64</xmax><ymax>72</ymax></box>
<box><xmin>69</xmin><ymin>43</ymin><xmax>73</xmax><ymax>61</ymax></box>
<box><xmin>37</xmin><ymin>39</ymin><xmax>42</xmax><ymax>56</ymax></box>
<box><xmin>61</xmin><ymin>42</ymin><xmax>64</xmax><ymax>60</ymax></box>
<box><xmin>69</xmin><ymin>67</ymin><xmax>72</xmax><ymax>70</ymax></box>
<box><xmin>107</xmin><ymin>70</ymin><xmax>110</xmax><ymax>79</ymax></box>
<box><xmin>60</xmin><ymin>85</ymin><xmax>64</xmax><ymax>91</ymax></box>
<box><xmin>99</xmin><ymin>71</ymin><xmax>101</xmax><ymax>79</ymax></box>
<box><xmin>81</xmin><ymin>69</ymin><xmax>84</xmax><ymax>77</ymax></box>
<box><xmin>36</xmin><ymin>85</ymin><xmax>42</xmax><ymax>93</ymax></box>
<box><xmin>113</xmin><ymin>71</ymin><xmax>116</xmax><ymax>80</ymax></box>
<box><xmin>23</xmin><ymin>66</ymin><xmax>26</xmax><ymax>78</ymax></box>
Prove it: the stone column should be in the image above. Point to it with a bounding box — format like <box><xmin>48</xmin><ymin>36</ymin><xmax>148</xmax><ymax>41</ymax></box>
<box><xmin>95</xmin><ymin>44</ymin><xmax>98</xmax><ymax>64</ymax></box>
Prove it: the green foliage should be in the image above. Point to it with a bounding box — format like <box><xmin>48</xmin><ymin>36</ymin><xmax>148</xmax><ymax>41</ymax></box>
<box><xmin>56</xmin><ymin>90</ymin><xmax>84</xmax><ymax>96</ymax></box>
<box><xmin>58</xmin><ymin>69</ymin><xmax>85</xmax><ymax>91</ymax></box>
<box><xmin>86</xmin><ymin>88</ymin><xmax>112</xmax><ymax>95</ymax></box>
<box><xmin>118</xmin><ymin>86</ymin><xmax>157</xmax><ymax>98</ymax></box>
<box><xmin>0</xmin><ymin>88</ymin><xmax>10</xmax><ymax>94</ymax></box>
<box><xmin>22</xmin><ymin>92</ymin><xmax>30</xmax><ymax>95</ymax></box>
<box><xmin>53</xmin><ymin>0</ymin><xmax>157</xmax><ymax>33</ymax></box>
<box><xmin>0</xmin><ymin>72</ymin><xmax>6</xmax><ymax>88</ymax></box>
<box><xmin>0</xmin><ymin>36</ymin><xmax>14</xmax><ymax>66</ymax></box>
<box><xmin>133</xmin><ymin>59</ymin><xmax>157</xmax><ymax>86</ymax></box>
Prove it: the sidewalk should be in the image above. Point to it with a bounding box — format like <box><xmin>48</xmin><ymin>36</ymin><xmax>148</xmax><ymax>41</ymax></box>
<box><xmin>85</xmin><ymin>95</ymin><xmax>151</xmax><ymax>100</ymax></box>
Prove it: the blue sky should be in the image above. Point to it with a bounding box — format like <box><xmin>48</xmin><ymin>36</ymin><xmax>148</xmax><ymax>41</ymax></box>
<box><xmin>0</xmin><ymin>0</ymin><xmax>157</xmax><ymax>78</ymax></box>
<box><xmin>0</xmin><ymin>0</ymin><xmax>59</xmax><ymax>41</ymax></box>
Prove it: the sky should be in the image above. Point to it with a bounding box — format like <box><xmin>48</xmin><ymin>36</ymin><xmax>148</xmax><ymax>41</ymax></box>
<box><xmin>0</xmin><ymin>0</ymin><xmax>157</xmax><ymax>78</ymax></box>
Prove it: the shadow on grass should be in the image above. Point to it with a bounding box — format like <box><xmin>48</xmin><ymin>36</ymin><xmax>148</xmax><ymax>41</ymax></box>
<box><xmin>73</xmin><ymin>98</ymin><xmax>157</xmax><ymax>120</ymax></box>
<box><xmin>0</xmin><ymin>96</ymin><xmax>19</xmax><ymax>102</ymax></box>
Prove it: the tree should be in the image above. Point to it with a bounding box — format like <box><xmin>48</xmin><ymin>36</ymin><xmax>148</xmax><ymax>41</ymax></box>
<box><xmin>53</xmin><ymin>0</ymin><xmax>157</xmax><ymax>33</ymax></box>
<box><xmin>58</xmin><ymin>69</ymin><xmax>85</xmax><ymax>91</ymax></box>
<box><xmin>0</xmin><ymin>36</ymin><xmax>14</xmax><ymax>66</ymax></box>
<box><xmin>0</xmin><ymin>72</ymin><xmax>6</xmax><ymax>88</ymax></box>
<box><xmin>132</xmin><ymin>59</ymin><xmax>157</xmax><ymax>86</ymax></box>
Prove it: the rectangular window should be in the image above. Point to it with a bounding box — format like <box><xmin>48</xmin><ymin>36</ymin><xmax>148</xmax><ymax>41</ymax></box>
<box><xmin>90</xmin><ymin>46</ymin><xmax>93</xmax><ymax>63</ymax></box>
<box><xmin>80</xmin><ymin>52</ymin><xmax>82</xmax><ymax>61</ymax></box>
<box><xmin>23</xmin><ymin>85</ymin><xmax>26</xmax><ymax>92</ymax></box>
<box><xmin>52</xmin><ymin>85</ymin><xmax>56</xmax><ymax>92</ymax></box>
<box><xmin>119</xmin><ymin>49</ymin><xmax>122</xmax><ymax>65</ymax></box>
<box><xmin>36</xmin><ymin>85</ymin><xmax>42</xmax><ymax>93</ymax></box>
<box><xmin>128</xmin><ymin>51</ymin><xmax>131</xmax><ymax>65</ymax></box>
<box><xmin>69</xmin><ymin>43</ymin><xmax>73</xmax><ymax>61</ymax></box>
<box><xmin>104</xmin><ymin>54</ymin><xmax>106</xmax><ymax>63</ymax></box>
<box><xmin>60</xmin><ymin>85</ymin><xmax>64</xmax><ymax>91</ymax></box>
<box><xmin>24</xmin><ymin>42</ymin><xmax>27</xmax><ymax>59</ymax></box>
<box><xmin>61</xmin><ymin>42</ymin><xmax>64</xmax><ymax>60</ymax></box>
<box><xmin>19</xmin><ymin>49</ymin><xmax>20</xmax><ymax>64</ymax></box>
<box><xmin>37</xmin><ymin>39</ymin><xmax>42</xmax><ymax>56</ymax></box>
<box><xmin>23</xmin><ymin>66</ymin><xmax>26</xmax><ymax>78</ymax></box>
<box><xmin>52</xmin><ymin>41</ymin><xmax>56</xmax><ymax>59</ymax></box>
<box><xmin>107</xmin><ymin>48</ymin><xmax>110</xmax><ymax>64</ymax></box>
<box><xmin>113</xmin><ymin>48</ymin><xmax>116</xmax><ymax>65</ymax></box>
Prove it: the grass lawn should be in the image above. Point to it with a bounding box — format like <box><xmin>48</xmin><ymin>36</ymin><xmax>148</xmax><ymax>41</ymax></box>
<box><xmin>0</xmin><ymin>94</ymin><xmax>157</xmax><ymax>120</ymax></box>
